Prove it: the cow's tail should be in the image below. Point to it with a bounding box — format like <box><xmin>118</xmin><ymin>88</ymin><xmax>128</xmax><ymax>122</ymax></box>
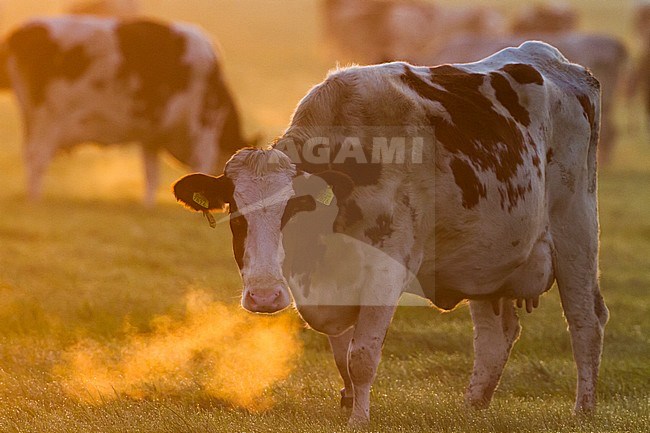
<box><xmin>586</xmin><ymin>70</ymin><xmax>601</xmax><ymax>195</ymax></box>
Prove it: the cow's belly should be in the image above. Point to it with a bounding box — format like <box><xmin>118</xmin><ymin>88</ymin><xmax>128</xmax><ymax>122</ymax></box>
<box><xmin>419</xmin><ymin>229</ymin><xmax>555</xmax><ymax>310</ymax></box>
<box><xmin>64</xmin><ymin>114</ymin><xmax>145</xmax><ymax>146</ymax></box>
<box><xmin>25</xmin><ymin>85</ymin><xmax>143</xmax><ymax>146</ymax></box>
<box><xmin>498</xmin><ymin>229</ymin><xmax>555</xmax><ymax>299</ymax></box>
<box><xmin>419</xmin><ymin>163</ymin><xmax>554</xmax><ymax>308</ymax></box>
<box><xmin>25</xmin><ymin>78</ymin><xmax>196</xmax><ymax>148</ymax></box>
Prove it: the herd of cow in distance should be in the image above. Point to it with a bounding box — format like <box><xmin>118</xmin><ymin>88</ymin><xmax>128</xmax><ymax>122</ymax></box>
<box><xmin>1</xmin><ymin>0</ymin><xmax>648</xmax><ymax>427</ymax></box>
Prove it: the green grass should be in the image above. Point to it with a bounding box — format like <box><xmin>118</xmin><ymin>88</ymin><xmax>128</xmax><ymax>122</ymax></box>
<box><xmin>0</xmin><ymin>1</ymin><xmax>649</xmax><ymax>431</ymax></box>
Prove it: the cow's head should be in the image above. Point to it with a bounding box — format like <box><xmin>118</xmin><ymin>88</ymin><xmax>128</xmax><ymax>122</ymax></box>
<box><xmin>173</xmin><ymin>148</ymin><xmax>353</xmax><ymax>313</ymax></box>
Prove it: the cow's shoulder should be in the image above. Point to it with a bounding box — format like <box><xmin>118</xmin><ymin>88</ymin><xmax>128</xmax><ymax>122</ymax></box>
<box><xmin>284</xmin><ymin>64</ymin><xmax>410</xmax><ymax>187</ymax></box>
<box><xmin>7</xmin><ymin>20</ymin><xmax>54</xmax><ymax>56</ymax></box>
<box><xmin>7</xmin><ymin>18</ymin><xmax>96</xmax><ymax>105</ymax></box>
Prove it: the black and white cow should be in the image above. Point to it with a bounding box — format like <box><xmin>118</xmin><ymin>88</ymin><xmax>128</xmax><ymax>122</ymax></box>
<box><xmin>322</xmin><ymin>0</ymin><xmax>505</xmax><ymax>64</ymax></box>
<box><xmin>628</xmin><ymin>2</ymin><xmax>650</xmax><ymax>130</ymax></box>
<box><xmin>67</xmin><ymin>0</ymin><xmax>139</xmax><ymax>17</ymax></box>
<box><xmin>0</xmin><ymin>16</ymin><xmax>247</xmax><ymax>205</ymax></box>
<box><xmin>173</xmin><ymin>42</ymin><xmax>607</xmax><ymax>426</ymax></box>
<box><xmin>510</xmin><ymin>2</ymin><xmax>578</xmax><ymax>34</ymax></box>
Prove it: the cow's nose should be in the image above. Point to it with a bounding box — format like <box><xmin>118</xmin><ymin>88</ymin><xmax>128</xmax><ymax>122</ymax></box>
<box><xmin>248</xmin><ymin>289</ymin><xmax>280</xmax><ymax>304</ymax></box>
<box><xmin>243</xmin><ymin>289</ymin><xmax>289</xmax><ymax>313</ymax></box>
<box><xmin>246</xmin><ymin>290</ymin><xmax>280</xmax><ymax>312</ymax></box>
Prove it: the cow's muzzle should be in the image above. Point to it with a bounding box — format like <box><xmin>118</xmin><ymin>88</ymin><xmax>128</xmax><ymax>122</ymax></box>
<box><xmin>242</xmin><ymin>287</ymin><xmax>290</xmax><ymax>313</ymax></box>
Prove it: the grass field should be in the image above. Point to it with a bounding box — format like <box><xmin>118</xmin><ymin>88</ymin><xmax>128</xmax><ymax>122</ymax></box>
<box><xmin>0</xmin><ymin>0</ymin><xmax>649</xmax><ymax>431</ymax></box>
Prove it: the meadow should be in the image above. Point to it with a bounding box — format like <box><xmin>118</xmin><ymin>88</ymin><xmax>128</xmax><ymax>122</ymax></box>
<box><xmin>0</xmin><ymin>0</ymin><xmax>649</xmax><ymax>431</ymax></box>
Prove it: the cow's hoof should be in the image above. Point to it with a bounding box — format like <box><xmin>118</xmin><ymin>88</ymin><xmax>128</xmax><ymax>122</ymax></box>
<box><xmin>347</xmin><ymin>414</ymin><xmax>370</xmax><ymax>429</ymax></box>
<box><xmin>465</xmin><ymin>396</ymin><xmax>491</xmax><ymax>410</ymax></box>
<box><xmin>573</xmin><ymin>395</ymin><xmax>597</xmax><ymax>415</ymax></box>
<box><xmin>340</xmin><ymin>388</ymin><xmax>353</xmax><ymax>409</ymax></box>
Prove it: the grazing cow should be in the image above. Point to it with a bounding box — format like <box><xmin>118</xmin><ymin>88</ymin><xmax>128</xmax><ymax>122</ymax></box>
<box><xmin>628</xmin><ymin>34</ymin><xmax>650</xmax><ymax>130</ymax></box>
<box><xmin>322</xmin><ymin>0</ymin><xmax>504</xmax><ymax>64</ymax></box>
<box><xmin>628</xmin><ymin>2</ymin><xmax>650</xmax><ymax>129</ymax></box>
<box><xmin>173</xmin><ymin>42</ymin><xmax>607</xmax><ymax>426</ymax></box>
<box><xmin>67</xmin><ymin>0</ymin><xmax>139</xmax><ymax>17</ymax></box>
<box><xmin>634</xmin><ymin>1</ymin><xmax>650</xmax><ymax>40</ymax></box>
<box><xmin>511</xmin><ymin>2</ymin><xmax>578</xmax><ymax>34</ymax></box>
<box><xmin>428</xmin><ymin>34</ymin><xmax>627</xmax><ymax>164</ymax></box>
<box><xmin>0</xmin><ymin>16</ymin><xmax>247</xmax><ymax>205</ymax></box>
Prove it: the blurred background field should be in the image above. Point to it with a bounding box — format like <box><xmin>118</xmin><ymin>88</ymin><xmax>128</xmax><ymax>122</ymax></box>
<box><xmin>0</xmin><ymin>0</ymin><xmax>648</xmax><ymax>432</ymax></box>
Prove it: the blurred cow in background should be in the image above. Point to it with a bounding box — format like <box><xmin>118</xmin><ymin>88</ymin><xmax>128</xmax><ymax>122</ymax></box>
<box><xmin>631</xmin><ymin>43</ymin><xmax>650</xmax><ymax>129</ymax></box>
<box><xmin>510</xmin><ymin>2</ymin><xmax>578</xmax><ymax>34</ymax></box>
<box><xmin>322</xmin><ymin>0</ymin><xmax>504</xmax><ymax>64</ymax></box>
<box><xmin>627</xmin><ymin>1</ymin><xmax>650</xmax><ymax>131</ymax></box>
<box><xmin>429</xmin><ymin>33</ymin><xmax>627</xmax><ymax>164</ymax></box>
<box><xmin>0</xmin><ymin>16</ymin><xmax>248</xmax><ymax>205</ymax></box>
<box><xmin>633</xmin><ymin>1</ymin><xmax>650</xmax><ymax>40</ymax></box>
<box><xmin>67</xmin><ymin>0</ymin><xmax>139</xmax><ymax>18</ymax></box>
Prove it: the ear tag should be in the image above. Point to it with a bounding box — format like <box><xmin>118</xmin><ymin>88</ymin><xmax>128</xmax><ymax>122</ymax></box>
<box><xmin>203</xmin><ymin>210</ymin><xmax>216</xmax><ymax>229</ymax></box>
<box><xmin>193</xmin><ymin>192</ymin><xmax>210</xmax><ymax>209</ymax></box>
<box><xmin>315</xmin><ymin>185</ymin><xmax>334</xmax><ymax>206</ymax></box>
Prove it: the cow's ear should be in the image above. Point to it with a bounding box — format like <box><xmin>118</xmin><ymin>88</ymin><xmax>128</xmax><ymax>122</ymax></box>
<box><xmin>313</xmin><ymin>170</ymin><xmax>354</xmax><ymax>203</ymax></box>
<box><xmin>172</xmin><ymin>173</ymin><xmax>233</xmax><ymax>212</ymax></box>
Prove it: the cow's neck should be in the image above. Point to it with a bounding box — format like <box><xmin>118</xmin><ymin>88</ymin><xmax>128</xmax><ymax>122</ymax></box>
<box><xmin>218</xmin><ymin>94</ymin><xmax>247</xmax><ymax>157</ymax></box>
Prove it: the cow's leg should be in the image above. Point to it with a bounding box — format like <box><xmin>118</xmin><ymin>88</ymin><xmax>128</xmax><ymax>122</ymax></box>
<box><xmin>23</xmin><ymin>136</ymin><xmax>58</xmax><ymax>201</ymax></box>
<box><xmin>465</xmin><ymin>298</ymin><xmax>521</xmax><ymax>408</ymax></box>
<box><xmin>548</xmin><ymin>96</ymin><xmax>607</xmax><ymax>413</ymax></box>
<box><xmin>549</xmin><ymin>170</ymin><xmax>607</xmax><ymax>413</ymax></box>
<box><xmin>142</xmin><ymin>148</ymin><xmax>159</xmax><ymax>207</ymax></box>
<box><xmin>347</xmin><ymin>304</ymin><xmax>397</xmax><ymax>427</ymax></box>
<box><xmin>553</xmin><ymin>230</ymin><xmax>607</xmax><ymax>413</ymax></box>
<box><xmin>328</xmin><ymin>326</ymin><xmax>354</xmax><ymax>409</ymax></box>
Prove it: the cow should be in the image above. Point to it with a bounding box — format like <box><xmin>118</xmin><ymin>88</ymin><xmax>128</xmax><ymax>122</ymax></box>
<box><xmin>322</xmin><ymin>0</ymin><xmax>505</xmax><ymax>64</ymax></box>
<box><xmin>427</xmin><ymin>33</ymin><xmax>627</xmax><ymax>164</ymax></box>
<box><xmin>627</xmin><ymin>1</ymin><xmax>650</xmax><ymax>130</ymax></box>
<box><xmin>627</xmin><ymin>33</ymin><xmax>650</xmax><ymax>131</ymax></box>
<box><xmin>0</xmin><ymin>16</ymin><xmax>247</xmax><ymax>205</ymax></box>
<box><xmin>67</xmin><ymin>0</ymin><xmax>139</xmax><ymax>17</ymax></box>
<box><xmin>510</xmin><ymin>2</ymin><xmax>578</xmax><ymax>34</ymax></box>
<box><xmin>634</xmin><ymin>1</ymin><xmax>650</xmax><ymax>41</ymax></box>
<box><xmin>173</xmin><ymin>41</ymin><xmax>607</xmax><ymax>426</ymax></box>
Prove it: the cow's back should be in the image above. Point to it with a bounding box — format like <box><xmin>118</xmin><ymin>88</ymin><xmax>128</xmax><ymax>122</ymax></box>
<box><xmin>5</xmin><ymin>17</ymin><xmax>116</xmax><ymax>108</ymax></box>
